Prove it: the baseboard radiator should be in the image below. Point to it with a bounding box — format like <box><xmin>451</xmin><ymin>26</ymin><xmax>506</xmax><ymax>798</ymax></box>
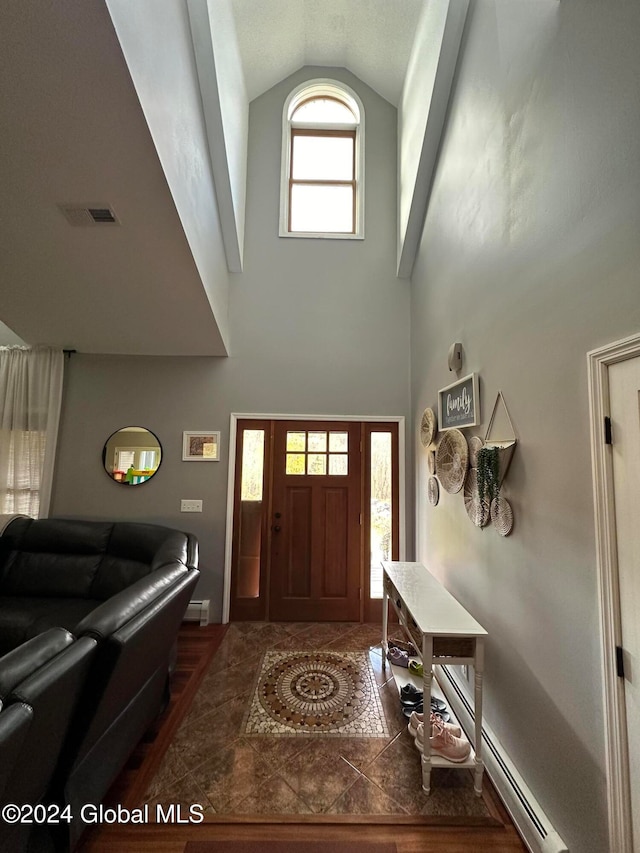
<box><xmin>183</xmin><ymin>599</ymin><xmax>210</xmax><ymax>626</ymax></box>
<box><xmin>436</xmin><ymin>665</ymin><xmax>569</xmax><ymax>853</ymax></box>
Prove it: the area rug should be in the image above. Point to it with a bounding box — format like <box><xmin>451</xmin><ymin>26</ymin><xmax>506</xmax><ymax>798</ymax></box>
<box><xmin>243</xmin><ymin>650</ymin><xmax>389</xmax><ymax>737</ymax></box>
<box><xmin>184</xmin><ymin>842</ymin><xmax>397</xmax><ymax>853</ymax></box>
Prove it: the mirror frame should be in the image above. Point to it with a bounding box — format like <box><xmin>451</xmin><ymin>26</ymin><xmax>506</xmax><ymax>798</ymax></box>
<box><xmin>102</xmin><ymin>426</ymin><xmax>163</xmax><ymax>486</ymax></box>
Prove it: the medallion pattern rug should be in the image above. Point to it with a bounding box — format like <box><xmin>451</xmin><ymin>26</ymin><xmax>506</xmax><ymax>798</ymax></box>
<box><xmin>244</xmin><ymin>650</ymin><xmax>389</xmax><ymax>737</ymax></box>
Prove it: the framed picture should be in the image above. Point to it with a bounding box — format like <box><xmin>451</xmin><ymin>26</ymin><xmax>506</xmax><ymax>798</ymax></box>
<box><xmin>182</xmin><ymin>431</ymin><xmax>220</xmax><ymax>461</ymax></box>
<box><xmin>438</xmin><ymin>373</ymin><xmax>480</xmax><ymax>431</ymax></box>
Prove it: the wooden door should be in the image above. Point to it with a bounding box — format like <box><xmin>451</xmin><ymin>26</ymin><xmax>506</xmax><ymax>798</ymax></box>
<box><xmin>269</xmin><ymin>421</ymin><xmax>362</xmax><ymax>621</ymax></box>
<box><xmin>609</xmin><ymin>356</ymin><xmax>640</xmax><ymax>850</ymax></box>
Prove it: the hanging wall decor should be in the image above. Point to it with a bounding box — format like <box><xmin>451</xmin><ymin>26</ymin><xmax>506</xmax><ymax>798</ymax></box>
<box><xmin>491</xmin><ymin>496</ymin><xmax>514</xmax><ymax>536</ymax></box>
<box><xmin>435</xmin><ymin>428</ymin><xmax>468</xmax><ymax>493</ymax></box>
<box><xmin>428</xmin><ymin>476</ymin><xmax>440</xmax><ymax>506</ymax></box>
<box><xmin>468</xmin><ymin>435</ymin><xmax>484</xmax><ymax>469</ymax></box>
<box><xmin>420</xmin><ymin>407</ymin><xmax>437</xmax><ymax>448</ymax></box>
<box><xmin>483</xmin><ymin>391</ymin><xmax>517</xmax><ymax>485</ymax></box>
<box><xmin>427</xmin><ymin>450</ymin><xmax>436</xmax><ymax>475</ymax></box>
<box><xmin>438</xmin><ymin>373</ymin><xmax>480</xmax><ymax>431</ymax></box>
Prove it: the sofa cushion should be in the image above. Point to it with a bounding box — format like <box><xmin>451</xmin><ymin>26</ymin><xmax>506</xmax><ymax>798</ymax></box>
<box><xmin>0</xmin><ymin>598</ymin><xmax>101</xmax><ymax>655</ymax></box>
<box><xmin>0</xmin><ymin>519</ymin><xmax>113</xmax><ymax>599</ymax></box>
<box><xmin>89</xmin><ymin>523</ymin><xmax>190</xmax><ymax>600</ymax></box>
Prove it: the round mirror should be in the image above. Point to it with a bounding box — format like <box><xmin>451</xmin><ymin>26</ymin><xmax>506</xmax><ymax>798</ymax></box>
<box><xmin>103</xmin><ymin>426</ymin><xmax>162</xmax><ymax>485</ymax></box>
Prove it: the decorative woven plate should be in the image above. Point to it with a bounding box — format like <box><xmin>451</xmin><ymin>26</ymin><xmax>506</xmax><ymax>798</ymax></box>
<box><xmin>435</xmin><ymin>428</ymin><xmax>468</xmax><ymax>494</ymax></box>
<box><xmin>427</xmin><ymin>476</ymin><xmax>439</xmax><ymax>506</ymax></box>
<box><xmin>464</xmin><ymin>469</ymin><xmax>489</xmax><ymax>527</ymax></box>
<box><xmin>468</xmin><ymin>436</ymin><xmax>484</xmax><ymax>469</ymax></box>
<box><xmin>491</xmin><ymin>496</ymin><xmax>514</xmax><ymax>536</ymax></box>
<box><xmin>427</xmin><ymin>451</ymin><xmax>436</xmax><ymax>475</ymax></box>
<box><xmin>420</xmin><ymin>408</ymin><xmax>437</xmax><ymax>448</ymax></box>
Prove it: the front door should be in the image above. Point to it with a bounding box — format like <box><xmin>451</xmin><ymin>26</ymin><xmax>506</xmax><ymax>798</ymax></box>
<box><xmin>269</xmin><ymin>420</ymin><xmax>362</xmax><ymax>621</ymax></box>
<box><xmin>609</xmin><ymin>356</ymin><xmax>640</xmax><ymax>850</ymax></box>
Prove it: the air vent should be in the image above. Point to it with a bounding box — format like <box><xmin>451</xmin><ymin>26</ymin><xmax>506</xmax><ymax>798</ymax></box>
<box><xmin>59</xmin><ymin>204</ymin><xmax>119</xmax><ymax>226</ymax></box>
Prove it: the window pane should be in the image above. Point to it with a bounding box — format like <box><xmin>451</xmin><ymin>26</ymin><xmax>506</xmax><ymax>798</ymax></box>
<box><xmin>370</xmin><ymin>432</ymin><xmax>393</xmax><ymax>599</ymax></box>
<box><xmin>292</xmin><ymin>134</ymin><xmax>354</xmax><ymax>181</ymax></box>
<box><xmin>241</xmin><ymin>430</ymin><xmax>265</xmax><ymax>501</ymax></box>
<box><xmin>292</xmin><ymin>97</ymin><xmax>355</xmax><ymax>124</ymax></box>
<box><xmin>286</xmin><ymin>453</ymin><xmax>306</xmax><ymax>475</ymax></box>
<box><xmin>307</xmin><ymin>454</ymin><xmax>327</xmax><ymax>475</ymax></box>
<box><xmin>329</xmin><ymin>432</ymin><xmax>348</xmax><ymax>452</ymax></box>
<box><xmin>307</xmin><ymin>431</ymin><xmax>327</xmax><ymax>452</ymax></box>
<box><xmin>286</xmin><ymin>431</ymin><xmax>306</xmax><ymax>452</ymax></box>
<box><xmin>329</xmin><ymin>454</ymin><xmax>348</xmax><ymax>476</ymax></box>
<box><xmin>290</xmin><ymin>184</ymin><xmax>354</xmax><ymax>233</ymax></box>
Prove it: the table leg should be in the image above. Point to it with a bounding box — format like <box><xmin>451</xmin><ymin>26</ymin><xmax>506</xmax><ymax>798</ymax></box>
<box><xmin>473</xmin><ymin>638</ymin><xmax>485</xmax><ymax>796</ymax></box>
<box><xmin>382</xmin><ymin>580</ymin><xmax>388</xmax><ymax>670</ymax></box>
<box><xmin>421</xmin><ymin>635</ymin><xmax>434</xmax><ymax>794</ymax></box>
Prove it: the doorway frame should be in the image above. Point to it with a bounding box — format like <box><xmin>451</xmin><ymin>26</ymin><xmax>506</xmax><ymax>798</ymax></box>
<box><xmin>222</xmin><ymin>412</ymin><xmax>406</xmax><ymax>625</ymax></box>
<box><xmin>587</xmin><ymin>332</ymin><xmax>640</xmax><ymax>853</ymax></box>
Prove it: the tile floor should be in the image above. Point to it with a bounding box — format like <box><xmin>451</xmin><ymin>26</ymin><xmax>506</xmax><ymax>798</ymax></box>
<box><xmin>142</xmin><ymin>622</ymin><xmax>492</xmax><ymax>820</ymax></box>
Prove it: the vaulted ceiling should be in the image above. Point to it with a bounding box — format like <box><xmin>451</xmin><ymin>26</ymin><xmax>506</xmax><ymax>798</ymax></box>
<box><xmin>0</xmin><ymin>0</ymin><xmax>435</xmax><ymax>355</ymax></box>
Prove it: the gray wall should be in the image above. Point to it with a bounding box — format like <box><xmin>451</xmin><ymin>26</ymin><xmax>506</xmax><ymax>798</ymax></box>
<box><xmin>51</xmin><ymin>66</ymin><xmax>411</xmax><ymax>620</ymax></box>
<box><xmin>410</xmin><ymin>2</ymin><xmax>640</xmax><ymax>851</ymax></box>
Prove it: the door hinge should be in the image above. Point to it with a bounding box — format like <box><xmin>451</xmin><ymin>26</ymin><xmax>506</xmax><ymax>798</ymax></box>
<box><xmin>616</xmin><ymin>645</ymin><xmax>625</xmax><ymax>679</ymax></box>
<box><xmin>604</xmin><ymin>416</ymin><xmax>613</xmax><ymax>445</ymax></box>
<box><xmin>359</xmin><ymin>512</ymin><xmax>362</xmax><ymax>525</ymax></box>
<box><xmin>359</xmin><ymin>587</ymin><xmax>362</xmax><ymax>600</ymax></box>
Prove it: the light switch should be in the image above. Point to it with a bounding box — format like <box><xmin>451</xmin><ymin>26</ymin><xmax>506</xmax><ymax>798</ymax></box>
<box><xmin>180</xmin><ymin>499</ymin><xmax>202</xmax><ymax>512</ymax></box>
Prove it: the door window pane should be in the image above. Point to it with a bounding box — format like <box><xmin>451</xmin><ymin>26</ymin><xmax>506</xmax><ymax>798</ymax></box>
<box><xmin>370</xmin><ymin>432</ymin><xmax>392</xmax><ymax>599</ymax></box>
<box><xmin>286</xmin><ymin>453</ymin><xmax>306</xmax><ymax>475</ymax></box>
<box><xmin>307</xmin><ymin>454</ymin><xmax>327</xmax><ymax>475</ymax></box>
<box><xmin>286</xmin><ymin>431</ymin><xmax>306</xmax><ymax>452</ymax></box>
<box><xmin>307</xmin><ymin>431</ymin><xmax>327</xmax><ymax>452</ymax></box>
<box><xmin>329</xmin><ymin>432</ymin><xmax>348</xmax><ymax>452</ymax></box>
<box><xmin>329</xmin><ymin>454</ymin><xmax>348</xmax><ymax>476</ymax></box>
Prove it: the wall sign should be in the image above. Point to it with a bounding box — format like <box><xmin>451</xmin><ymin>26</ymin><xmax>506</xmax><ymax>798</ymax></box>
<box><xmin>438</xmin><ymin>373</ymin><xmax>480</xmax><ymax>431</ymax></box>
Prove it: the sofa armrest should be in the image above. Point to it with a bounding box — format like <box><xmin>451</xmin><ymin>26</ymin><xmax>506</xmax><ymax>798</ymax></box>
<box><xmin>0</xmin><ymin>628</ymin><xmax>75</xmax><ymax>705</ymax></box>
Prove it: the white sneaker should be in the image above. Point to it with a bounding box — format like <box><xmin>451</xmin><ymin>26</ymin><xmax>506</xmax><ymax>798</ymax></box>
<box><xmin>428</xmin><ymin>719</ymin><xmax>471</xmax><ymax>763</ymax></box>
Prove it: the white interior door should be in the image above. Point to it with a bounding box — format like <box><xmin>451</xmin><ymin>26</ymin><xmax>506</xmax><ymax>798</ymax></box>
<box><xmin>609</xmin><ymin>355</ymin><xmax>640</xmax><ymax>850</ymax></box>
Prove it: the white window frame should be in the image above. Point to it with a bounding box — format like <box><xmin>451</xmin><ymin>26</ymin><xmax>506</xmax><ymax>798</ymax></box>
<box><xmin>279</xmin><ymin>79</ymin><xmax>365</xmax><ymax>240</ymax></box>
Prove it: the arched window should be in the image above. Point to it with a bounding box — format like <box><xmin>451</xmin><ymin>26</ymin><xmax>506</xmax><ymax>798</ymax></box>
<box><xmin>280</xmin><ymin>80</ymin><xmax>364</xmax><ymax>239</ymax></box>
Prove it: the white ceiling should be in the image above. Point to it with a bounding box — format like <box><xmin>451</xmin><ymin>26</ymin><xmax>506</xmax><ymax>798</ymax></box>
<box><xmin>231</xmin><ymin>0</ymin><xmax>423</xmax><ymax>105</ymax></box>
<box><xmin>0</xmin><ymin>1</ymin><xmax>424</xmax><ymax>355</ymax></box>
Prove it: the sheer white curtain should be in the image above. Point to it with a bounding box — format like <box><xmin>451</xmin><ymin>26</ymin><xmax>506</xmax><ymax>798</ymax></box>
<box><xmin>0</xmin><ymin>346</ymin><xmax>64</xmax><ymax>518</ymax></box>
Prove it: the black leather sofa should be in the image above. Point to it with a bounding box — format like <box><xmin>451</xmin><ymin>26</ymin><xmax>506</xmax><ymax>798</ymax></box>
<box><xmin>0</xmin><ymin>517</ymin><xmax>200</xmax><ymax>851</ymax></box>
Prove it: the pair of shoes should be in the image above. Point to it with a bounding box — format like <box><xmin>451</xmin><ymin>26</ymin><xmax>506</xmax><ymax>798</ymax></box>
<box><xmin>408</xmin><ymin>710</ymin><xmax>461</xmax><ymax>739</ymax></box>
<box><xmin>402</xmin><ymin>703</ymin><xmax>423</xmax><ymax>718</ymax></box>
<box><xmin>387</xmin><ymin>647</ymin><xmax>410</xmax><ymax>667</ymax></box>
<box><xmin>414</xmin><ymin>719</ymin><xmax>471</xmax><ymax>763</ymax></box>
<box><xmin>388</xmin><ymin>637</ymin><xmax>418</xmax><ymax>656</ymax></box>
<box><xmin>408</xmin><ymin>660</ymin><xmax>423</xmax><ymax>677</ymax></box>
<box><xmin>400</xmin><ymin>683</ymin><xmax>423</xmax><ymax>702</ymax></box>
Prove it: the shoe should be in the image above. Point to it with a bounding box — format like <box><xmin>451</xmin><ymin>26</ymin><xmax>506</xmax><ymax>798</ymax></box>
<box><xmin>408</xmin><ymin>660</ymin><xmax>423</xmax><ymax>677</ymax></box>
<box><xmin>415</xmin><ymin>719</ymin><xmax>471</xmax><ymax>763</ymax></box>
<box><xmin>402</xmin><ymin>703</ymin><xmax>423</xmax><ymax>718</ymax></box>
<box><xmin>388</xmin><ymin>637</ymin><xmax>418</xmax><ymax>656</ymax></box>
<box><xmin>409</xmin><ymin>711</ymin><xmax>461</xmax><ymax>740</ymax></box>
<box><xmin>387</xmin><ymin>647</ymin><xmax>410</xmax><ymax>667</ymax></box>
<box><xmin>431</xmin><ymin>697</ymin><xmax>447</xmax><ymax>713</ymax></box>
<box><xmin>399</xmin><ymin>683</ymin><xmax>423</xmax><ymax>702</ymax></box>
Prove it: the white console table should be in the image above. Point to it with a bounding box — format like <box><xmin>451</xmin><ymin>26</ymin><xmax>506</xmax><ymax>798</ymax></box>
<box><xmin>382</xmin><ymin>561</ymin><xmax>487</xmax><ymax>795</ymax></box>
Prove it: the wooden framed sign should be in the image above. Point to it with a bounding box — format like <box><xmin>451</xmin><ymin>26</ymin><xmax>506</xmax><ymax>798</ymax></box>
<box><xmin>438</xmin><ymin>373</ymin><xmax>480</xmax><ymax>431</ymax></box>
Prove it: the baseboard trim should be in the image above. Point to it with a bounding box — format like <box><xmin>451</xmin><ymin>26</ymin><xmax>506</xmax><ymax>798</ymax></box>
<box><xmin>436</xmin><ymin>664</ymin><xmax>569</xmax><ymax>853</ymax></box>
<box><xmin>183</xmin><ymin>599</ymin><xmax>210</xmax><ymax>626</ymax></box>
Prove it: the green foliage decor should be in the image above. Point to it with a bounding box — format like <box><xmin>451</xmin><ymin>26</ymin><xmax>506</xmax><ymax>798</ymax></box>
<box><xmin>477</xmin><ymin>446</ymin><xmax>500</xmax><ymax>504</ymax></box>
